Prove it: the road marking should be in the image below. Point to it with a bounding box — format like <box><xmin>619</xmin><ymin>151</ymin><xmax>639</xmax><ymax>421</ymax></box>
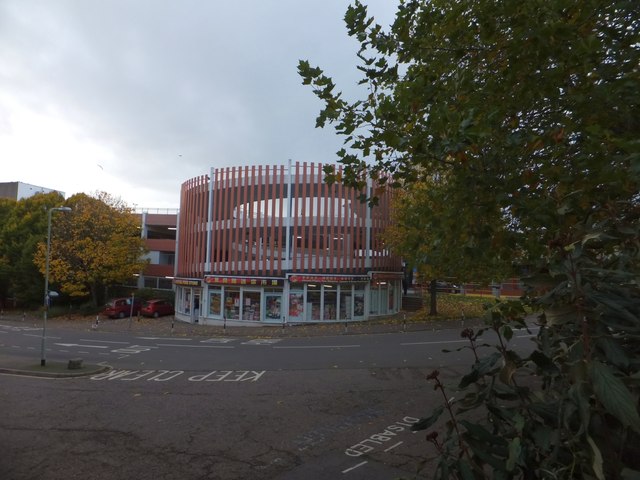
<box><xmin>242</xmin><ymin>338</ymin><xmax>282</xmax><ymax>345</ymax></box>
<box><xmin>90</xmin><ymin>369</ymin><xmax>266</xmax><ymax>383</ymax></box>
<box><xmin>24</xmin><ymin>334</ymin><xmax>61</xmax><ymax>339</ymax></box>
<box><xmin>274</xmin><ymin>345</ymin><xmax>360</xmax><ymax>349</ymax></box>
<box><xmin>342</xmin><ymin>461</ymin><xmax>367</xmax><ymax>474</ymax></box>
<box><xmin>201</xmin><ymin>338</ymin><xmax>236</xmax><ymax>344</ymax></box>
<box><xmin>54</xmin><ymin>343</ymin><xmax>108</xmax><ymax>349</ymax></box>
<box><xmin>155</xmin><ymin>343</ymin><xmax>234</xmax><ymax>349</ymax></box>
<box><xmin>345</xmin><ymin>417</ymin><xmax>419</xmax><ymax>458</ymax></box>
<box><xmin>384</xmin><ymin>441</ymin><xmax>403</xmax><ymax>452</ymax></box>
<box><xmin>400</xmin><ymin>339</ymin><xmax>469</xmax><ymax>346</ymax></box>
<box><xmin>79</xmin><ymin>339</ymin><xmax>128</xmax><ymax>344</ymax></box>
<box><xmin>138</xmin><ymin>337</ymin><xmax>192</xmax><ymax>341</ymax></box>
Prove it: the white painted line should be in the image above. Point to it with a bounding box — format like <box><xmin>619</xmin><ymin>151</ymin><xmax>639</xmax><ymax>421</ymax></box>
<box><xmin>342</xmin><ymin>461</ymin><xmax>368</xmax><ymax>474</ymax></box>
<box><xmin>79</xmin><ymin>339</ymin><xmax>129</xmax><ymax>344</ymax></box>
<box><xmin>138</xmin><ymin>337</ymin><xmax>192</xmax><ymax>341</ymax></box>
<box><xmin>274</xmin><ymin>345</ymin><xmax>360</xmax><ymax>349</ymax></box>
<box><xmin>24</xmin><ymin>334</ymin><xmax>61</xmax><ymax>339</ymax></box>
<box><xmin>384</xmin><ymin>441</ymin><xmax>403</xmax><ymax>452</ymax></box>
<box><xmin>401</xmin><ymin>339</ymin><xmax>469</xmax><ymax>346</ymax></box>
<box><xmin>155</xmin><ymin>343</ymin><xmax>234</xmax><ymax>349</ymax></box>
<box><xmin>54</xmin><ymin>343</ymin><xmax>108</xmax><ymax>349</ymax></box>
<box><xmin>242</xmin><ymin>339</ymin><xmax>282</xmax><ymax>345</ymax></box>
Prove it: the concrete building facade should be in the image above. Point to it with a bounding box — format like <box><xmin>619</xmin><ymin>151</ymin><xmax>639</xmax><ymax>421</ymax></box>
<box><xmin>173</xmin><ymin>162</ymin><xmax>403</xmax><ymax>325</ymax></box>
<box><xmin>134</xmin><ymin>209</ymin><xmax>178</xmax><ymax>291</ymax></box>
<box><xmin>0</xmin><ymin>181</ymin><xmax>64</xmax><ymax>201</ymax></box>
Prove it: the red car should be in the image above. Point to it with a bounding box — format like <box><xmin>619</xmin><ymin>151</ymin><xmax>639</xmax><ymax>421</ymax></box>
<box><xmin>103</xmin><ymin>297</ymin><xmax>142</xmax><ymax>319</ymax></box>
<box><xmin>141</xmin><ymin>299</ymin><xmax>175</xmax><ymax>318</ymax></box>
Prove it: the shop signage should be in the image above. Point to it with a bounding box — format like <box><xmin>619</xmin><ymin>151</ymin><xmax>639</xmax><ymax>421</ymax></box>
<box><xmin>288</xmin><ymin>275</ymin><xmax>369</xmax><ymax>283</ymax></box>
<box><xmin>370</xmin><ymin>272</ymin><xmax>404</xmax><ymax>280</ymax></box>
<box><xmin>174</xmin><ymin>278</ymin><xmax>201</xmax><ymax>287</ymax></box>
<box><xmin>204</xmin><ymin>276</ymin><xmax>284</xmax><ymax>287</ymax></box>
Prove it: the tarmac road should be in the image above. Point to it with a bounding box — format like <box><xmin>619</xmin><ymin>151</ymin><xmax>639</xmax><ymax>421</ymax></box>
<box><xmin>0</xmin><ymin>312</ymin><xmax>537</xmax><ymax>480</ymax></box>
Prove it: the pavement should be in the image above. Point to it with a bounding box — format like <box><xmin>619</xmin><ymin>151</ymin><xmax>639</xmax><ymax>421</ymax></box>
<box><xmin>0</xmin><ymin>309</ymin><xmax>484</xmax><ymax>378</ymax></box>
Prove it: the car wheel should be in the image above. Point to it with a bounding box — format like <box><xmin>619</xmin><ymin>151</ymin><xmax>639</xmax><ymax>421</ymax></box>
<box><xmin>118</xmin><ymin>312</ymin><xmax>125</xmax><ymax>319</ymax></box>
<box><xmin>153</xmin><ymin>312</ymin><xmax>159</xmax><ymax>318</ymax></box>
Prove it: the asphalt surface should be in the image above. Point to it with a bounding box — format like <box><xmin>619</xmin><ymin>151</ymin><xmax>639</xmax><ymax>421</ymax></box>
<box><xmin>0</xmin><ymin>310</ymin><xmax>484</xmax><ymax>378</ymax></box>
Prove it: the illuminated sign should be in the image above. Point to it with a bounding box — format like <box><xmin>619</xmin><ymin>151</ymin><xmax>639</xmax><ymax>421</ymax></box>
<box><xmin>204</xmin><ymin>276</ymin><xmax>284</xmax><ymax>287</ymax></box>
<box><xmin>288</xmin><ymin>275</ymin><xmax>369</xmax><ymax>283</ymax></box>
<box><xmin>174</xmin><ymin>279</ymin><xmax>201</xmax><ymax>287</ymax></box>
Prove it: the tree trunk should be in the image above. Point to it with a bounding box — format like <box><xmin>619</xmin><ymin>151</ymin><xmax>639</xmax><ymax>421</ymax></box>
<box><xmin>429</xmin><ymin>279</ymin><xmax>438</xmax><ymax>316</ymax></box>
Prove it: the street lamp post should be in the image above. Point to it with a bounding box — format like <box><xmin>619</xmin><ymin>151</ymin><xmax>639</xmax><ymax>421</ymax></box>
<box><xmin>41</xmin><ymin>206</ymin><xmax>72</xmax><ymax>367</ymax></box>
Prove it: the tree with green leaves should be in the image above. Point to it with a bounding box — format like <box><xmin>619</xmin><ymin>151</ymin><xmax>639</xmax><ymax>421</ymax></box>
<box><xmin>300</xmin><ymin>0</ymin><xmax>639</xmax><ymax>478</ymax></box>
<box><xmin>33</xmin><ymin>192</ymin><xmax>148</xmax><ymax>307</ymax></box>
<box><xmin>0</xmin><ymin>192</ymin><xmax>66</xmax><ymax>307</ymax></box>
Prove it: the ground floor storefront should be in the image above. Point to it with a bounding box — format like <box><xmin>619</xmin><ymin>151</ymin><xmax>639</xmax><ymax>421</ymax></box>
<box><xmin>173</xmin><ymin>273</ymin><xmax>402</xmax><ymax>326</ymax></box>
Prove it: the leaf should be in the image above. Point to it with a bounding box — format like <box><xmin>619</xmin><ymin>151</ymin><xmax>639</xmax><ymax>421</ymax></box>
<box><xmin>459</xmin><ymin>352</ymin><xmax>501</xmax><ymax>388</ymax></box>
<box><xmin>459</xmin><ymin>420</ymin><xmax>507</xmax><ymax>446</ymax></box>
<box><xmin>456</xmin><ymin>459</ymin><xmax>475</xmax><ymax>480</ymax></box>
<box><xmin>411</xmin><ymin>405</ymin><xmax>444</xmax><ymax>432</ymax></box>
<box><xmin>590</xmin><ymin>361</ymin><xmax>640</xmax><ymax>433</ymax></box>
<box><xmin>506</xmin><ymin>437</ymin><xmax>521</xmax><ymax>472</ymax></box>
<box><xmin>587</xmin><ymin>435</ymin><xmax>605</xmax><ymax>480</ymax></box>
<box><xmin>621</xmin><ymin>468</ymin><xmax>640</xmax><ymax>480</ymax></box>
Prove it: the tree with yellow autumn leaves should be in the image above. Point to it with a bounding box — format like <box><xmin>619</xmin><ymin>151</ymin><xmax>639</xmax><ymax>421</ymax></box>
<box><xmin>32</xmin><ymin>191</ymin><xmax>148</xmax><ymax>307</ymax></box>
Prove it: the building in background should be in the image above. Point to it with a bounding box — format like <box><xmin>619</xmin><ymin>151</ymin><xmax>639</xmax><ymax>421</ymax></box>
<box><xmin>134</xmin><ymin>209</ymin><xmax>178</xmax><ymax>292</ymax></box>
<box><xmin>173</xmin><ymin>162</ymin><xmax>403</xmax><ymax>325</ymax></box>
<box><xmin>0</xmin><ymin>181</ymin><xmax>64</xmax><ymax>201</ymax></box>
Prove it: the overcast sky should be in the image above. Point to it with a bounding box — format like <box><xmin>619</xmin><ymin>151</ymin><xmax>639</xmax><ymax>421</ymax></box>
<box><xmin>0</xmin><ymin>0</ymin><xmax>398</xmax><ymax>210</ymax></box>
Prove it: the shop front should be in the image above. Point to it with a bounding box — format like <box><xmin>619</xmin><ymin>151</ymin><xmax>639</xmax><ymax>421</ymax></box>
<box><xmin>287</xmin><ymin>274</ymin><xmax>369</xmax><ymax>323</ymax></box>
<box><xmin>174</xmin><ymin>278</ymin><xmax>203</xmax><ymax>323</ymax></box>
<box><xmin>175</xmin><ymin>273</ymin><xmax>402</xmax><ymax>325</ymax></box>
<box><xmin>369</xmin><ymin>272</ymin><xmax>403</xmax><ymax>316</ymax></box>
<box><xmin>201</xmin><ymin>276</ymin><xmax>285</xmax><ymax>326</ymax></box>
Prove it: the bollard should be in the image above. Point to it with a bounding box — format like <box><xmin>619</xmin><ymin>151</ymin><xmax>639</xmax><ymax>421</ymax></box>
<box><xmin>344</xmin><ymin>319</ymin><xmax>348</xmax><ymax>334</ymax></box>
<box><xmin>68</xmin><ymin>358</ymin><xmax>83</xmax><ymax>370</ymax></box>
<box><xmin>223</xmin><ymin>317</ymin><xmax>227</xmax><ymax>335</ymax></box>
<box><xmin>22</xmin><ymin>311</ymin><xmax>26</xmax><ymax>322</ymax></box>
<box><xmin>461</xmin><ymin>309</ymin><xmax>465</xmax><ymax>327</ymax></box>
<box><xmin>171</xmin><ymin>319</ymin><xmax>174</xmax><ymax>335</ymax></box>
<box><xmin>282</xmin><ymin>316</ymin><xmax>286</xmax><ymax>331</ymax></box>
<box><xmin>403</xmin><ymin>313</ymin><xmax>406</xmax><ymax>332</ymax></box>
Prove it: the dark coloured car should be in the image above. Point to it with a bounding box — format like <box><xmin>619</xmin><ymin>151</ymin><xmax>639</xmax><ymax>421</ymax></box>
<box><xmin>435</xmin><ymin>281</ymin><xmax>461</xmax><ymax>293</ymax></box>
<box><xmin>103</xmin><ymin>297</ymin><xmax>142</xmax><ymax>319</ymax></box>
<box><xmin>141</xmin><ymin>299</ymin><xmax>175</xmax><ymax>318</ymax></box>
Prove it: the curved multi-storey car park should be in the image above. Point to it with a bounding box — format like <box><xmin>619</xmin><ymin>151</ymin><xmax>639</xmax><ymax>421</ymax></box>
<box><xmin>174</xmin><ymin>161</ymin><xmax>403</xmax><ymax>325</ymax></box>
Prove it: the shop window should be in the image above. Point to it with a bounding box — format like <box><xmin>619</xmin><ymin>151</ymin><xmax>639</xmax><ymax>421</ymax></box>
<box><xmin>353</xmin><ymin>289</ymin><xmax>365</xmax><ymax>318</ymax></box>
<box><xmin>324</xmin><ymin>285</ymin><xmax>337</xmax><ymax>321</ymax></box>
<box><xmin>370</xmin><ymin>287</ymin><xmax>380</xmax><ymax>315</ymax></box>
<box><xmin>339</xmin><ymin>285</ymin><xmax>353</xmax><ymax>320</ymax></box>
<box><xmin>184</xmin><ymin>289</ymin><xmax>191</xmax><ymax>314</ymax></box>
<box><xmin>224</xmin><ymin>289</ymin><xmax>240</xmax><ymax>320</ymax></box>
<box><xmin>242</xmin><ymin>290</ymin><xmax>261</xmax><ymax>321</ymax></box>
<box><xmin>265</xmin><ymin>293</ymin><xmax>282</xmax><ymax>321</ymax></box>
<box><xmin>289</xmin><ymin>291</ymin><xmax>304</xmax><ymax>321</ymax></box>
<box><xmin>209</xmin><ymin>289</ymin><xmax>222</xmax><ymax>316</ymax></box>
<box><xmin>307</xmin><ymin>285</ymin><xmax>321</xmax><ymax>321</ymax></box>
